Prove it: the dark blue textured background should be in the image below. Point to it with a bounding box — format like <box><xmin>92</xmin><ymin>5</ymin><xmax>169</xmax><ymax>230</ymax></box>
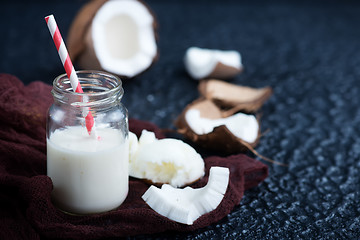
<box><xmin>1</xmin><ymin>0</ymin><xmax>360</xmax><ymax>239</ymax></box>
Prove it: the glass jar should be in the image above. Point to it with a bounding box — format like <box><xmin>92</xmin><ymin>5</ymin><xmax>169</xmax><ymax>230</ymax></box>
<box><xmin>46</xmin><ymin>70</ymin><xmax>129</xmax><ymax>215</ymax></box>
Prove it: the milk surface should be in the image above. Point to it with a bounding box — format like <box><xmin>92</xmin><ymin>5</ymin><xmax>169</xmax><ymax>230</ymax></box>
<box><xmin>47</xmin><ymin>126</ymin><xmax>129</xmax><ymax>214</ymax></box>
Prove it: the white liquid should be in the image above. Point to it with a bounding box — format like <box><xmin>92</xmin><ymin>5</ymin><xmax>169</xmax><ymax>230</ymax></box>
<box><xmin>47</xmin><ymin>126</ymin><xmax>129</xmax><ymax>214</ymax></box>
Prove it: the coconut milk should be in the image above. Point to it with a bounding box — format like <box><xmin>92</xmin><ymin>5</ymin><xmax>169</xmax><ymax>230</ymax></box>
<box><xmin>47</xmin><ymin>126</ymin><xmax>129</xmax><ymax>214</ymax></box>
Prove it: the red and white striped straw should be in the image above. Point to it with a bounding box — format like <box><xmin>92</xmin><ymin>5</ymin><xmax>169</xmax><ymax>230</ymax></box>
<box><xmin>45</xmin><ymin>14</ymin><xmax>94</xmax><ymax>135</ymax></box>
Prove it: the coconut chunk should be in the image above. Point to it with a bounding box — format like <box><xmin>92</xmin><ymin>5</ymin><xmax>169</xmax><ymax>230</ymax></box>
<box><xmin>199</xmin><ymin>79</ymin><xmax>273</xmax><ymax>114</ymax></box>
<box><xmin>175</xmin><ymin>99</ymin><xmax>260</xmax><ymax>153</ymax></box>
<box><xmin>67</xmin><ymin>0</ymin><xmax>158</xmax><ymax>78</ymax></box>
<box><xmin>184</xmin><ymin>47</ymin><xmax>243</xmax><ymax>80</ymax></box>
<box><xmin>142</xmin><ymin>166</ymin><xmax>230</xmax><ymax>225</ymax></box>
<box><xmin>129</xmin><ymin>130</ymin><xmax>205</xmax><ymax>187</ymax></box>
<box><xmin>185</xmin><ymin>109</ymin><xmax>259</xmax><ymax>143</ymax></box>
<box><xmin>128</xmin><ymin>131</ymin><xmax>139</xmax><ymax>160</ymax></box>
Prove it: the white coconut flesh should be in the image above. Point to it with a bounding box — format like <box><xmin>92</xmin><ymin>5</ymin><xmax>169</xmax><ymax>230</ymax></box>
<box><xmin>142</xmin><ymin>166</ymin><xmax>230</xmax><ymax>225</ymax></box>
<box><xmin>129</xmin><ymin>131</ymin><xmax>139</xmax><ymax>160</ymax></box>
<box><xmin>128</xmin><ymin>130</ymin><xmax>205</xmax><ymax>188</ymax></box>
<box><xmin>184</xmin><ymin>47</ymin><xmax>242</xmax><ymax>80</ymax></box>
<box><xmin>185</xmin><ymin>109</ymin><xmax>259</xmax><ymax>143</ymax></box>
<box><xmin>91</xmin><ymin>0</ymin><xmax>157</xmax><ymax>77</ymax></box>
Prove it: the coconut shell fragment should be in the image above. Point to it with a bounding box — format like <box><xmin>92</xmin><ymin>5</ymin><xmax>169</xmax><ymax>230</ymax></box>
<box><xmin>175</xmin><ymin>98</ymin><xmax>260</xmax><ymax>154</ymax></box>
<box><xmin>198</xmin><ymin>79</ymin><xmax>272</xmax><ymax>115</ymax></box>
<box><xmin>184</xmin><ymin>47</ymin><xmax>243</xmax><ymax>80</ymax></box>
<box><xmin>67</xmin><ymin>0</ymin><xmax>108</xmax><ymax>61</ymax></box>
<box><xmin>209</xmin><ymin>62</ymin><xmax>243</xmax><ymax>80</ymax></box>
<box><xmin>67</xmin><ymin>0</ymin><xmax>159</xmax><ymax>79</ymax></box>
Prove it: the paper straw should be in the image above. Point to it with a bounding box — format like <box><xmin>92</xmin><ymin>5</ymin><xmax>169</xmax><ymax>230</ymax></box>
<box><xmin>45</xmin><ymin>14</ymin><xmax>94</xmax><ymax>135</ymax></box>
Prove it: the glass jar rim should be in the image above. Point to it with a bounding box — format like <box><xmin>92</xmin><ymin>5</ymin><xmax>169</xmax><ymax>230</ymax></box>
<box><xmin>53</xmin><ymin>70</ymin><xmax>123</xmax><ymax>97</ymax></box>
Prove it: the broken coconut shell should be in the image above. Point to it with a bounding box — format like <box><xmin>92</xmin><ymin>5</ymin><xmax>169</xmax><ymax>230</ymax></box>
<box><xmin>184</xmin><ymin>47</ymin><xmax>243</xmax><ymax>80</ymax></box>
<box><xmin>208</xmin><ymin>61</ymin><xmax>243</xmax><ymax>80</ymax></box>
<box><xmin>175</xmin><ymin>98</ymin><xmax>261</xmax><ymax>154</ymax></box>
<box><xmin>198</xmin><ymin>79</ymin><xmax>273</xmax><ymax>115</ymax></box>
<box><xmin>67</xmin><ymin>0</ymin><xmax>159</xmax><ymax>79</ymax></box>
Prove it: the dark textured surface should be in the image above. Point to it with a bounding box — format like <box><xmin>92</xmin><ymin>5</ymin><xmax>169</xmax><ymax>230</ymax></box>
<box><xmin>1</xmin><ymin>0</ymin><xmax>360</xmax><ymax>239</ymax></box>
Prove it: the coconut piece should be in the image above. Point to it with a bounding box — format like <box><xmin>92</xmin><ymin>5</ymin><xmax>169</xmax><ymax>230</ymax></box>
<box><xmin>128</xmin><ymin>131</ymin><xmax>139</xmax><ymax>160</ymax></box>
<box><xmin>185</xmin><ymin>109</ymin><xmax>259</xmax><ymax>143</ymax></box>
<box><xmin>184</xmin><ymin>47</ymin><xmax>243</xmax><ymax>80</ymax></box>
<box><xmin>142</xmin><ymin>166</ymin><xmax>229</xmax><ymax>225</ymax></box>
<box><xmin>175</xmin><ymin>98</ymin><xmax>260</xmax><ymax>154</ymax></box>
<box><xmin>67</xmin><ymin>0</ymin><xmax>158</xmax><ymax>78</ymax></box>
<box><xmin>199</xmin><ymin>79</ymin><xmax>272</xmax><ymax>115</ymax></box>
<box><xmin>129</xmin><ymin>130</ymin><xmax>205</xmax><ymax>188</ymax></box>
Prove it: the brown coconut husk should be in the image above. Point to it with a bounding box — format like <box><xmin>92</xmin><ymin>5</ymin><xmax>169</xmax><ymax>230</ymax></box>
<box><xmin>198</xmin><ymin>79</ymin><xmax>272</xmax><ymax>115</ymax></box>
<box><xmin>175</xmin><ymin>98</ymin><xmax>261</xmax><ymax>154</ymax></box>
<box><xmin>206</xmin><ymin>63</ymin><xmax>243</xmax><ymax>80</ymax></box>
<box><xmin>67</xmin><ymin>0</ymin><xmax>159</xmax><ymax>78</ymax></box>
<box><xmin>67</xmin><ymin>0</ymin><xmax>108</xmax><ymax>61</ymax></box>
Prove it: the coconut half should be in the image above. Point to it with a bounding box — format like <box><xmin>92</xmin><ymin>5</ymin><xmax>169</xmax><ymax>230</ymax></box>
<box><xmin>67</xmin><ymin>0</ymin><xmax>158</xmax><ymax>78</ymax></box>
<box><xmin>175</xmin><ymin>98</ymin><xmax>261</xmax><ymax>154</ymax></box>
<box><xmin>184</xmin><ymin>47</ymin><xmax>243</xmax><ymax>80</ymax></box>
<box><xmin>199</xmin><ymin>79</ymin><xmax>273</xmax><ymax>115</ymax></box>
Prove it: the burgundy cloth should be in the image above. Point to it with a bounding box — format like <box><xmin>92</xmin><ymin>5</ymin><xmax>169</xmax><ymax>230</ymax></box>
<box><xmin>0</xmin><ymin>74</ymin><xmax>268</xmax><ymax>239</ymax></box>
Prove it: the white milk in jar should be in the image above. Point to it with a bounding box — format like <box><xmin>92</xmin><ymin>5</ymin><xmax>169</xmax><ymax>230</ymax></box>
<box><xmin>47</xmin><ymin>126</ymin><xmax>129</xmax><ymax>214</ymax></box>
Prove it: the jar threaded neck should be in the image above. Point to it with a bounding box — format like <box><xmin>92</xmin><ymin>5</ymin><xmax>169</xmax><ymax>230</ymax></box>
<box><xmin>52</xmin><ymin>70</ymin><xmax>124</xmax><ymax>108</ymax></box>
